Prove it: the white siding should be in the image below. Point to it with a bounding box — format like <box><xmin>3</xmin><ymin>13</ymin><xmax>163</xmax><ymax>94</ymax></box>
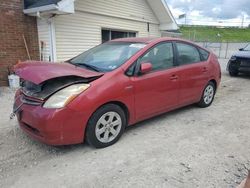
<box><xmin>75</xmin><ymin>0</ymin><xmax>159</xmax><ymax>24</ymax></box>
<box><xmin>52</xmin><ymin>0</ymin><xmax>162</xmax><ymax>61</ymax></box>
<box><xmin>37</xmin><ymin>18</ymin><xmax>51</xmax><ymax>61</ymax></box>
<box><xmin>55</xmin><ymin>12</ymin><xmax>161</xmax><ymax>61</ymax></box>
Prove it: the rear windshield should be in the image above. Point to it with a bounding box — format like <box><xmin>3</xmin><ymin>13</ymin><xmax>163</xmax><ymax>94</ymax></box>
<box><xmin>244</xmin><ymin>44</ymin><xmax>250</xmax><ymax>51</ymax></box>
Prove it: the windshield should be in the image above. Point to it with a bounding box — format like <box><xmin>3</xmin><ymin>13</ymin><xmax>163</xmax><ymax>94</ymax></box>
<box><xmin>244</xmin><ymin>44</ymin><xmax>250</xmax><ymax>51</ymax></box>
<box><xmin>69</xmin><ymin>42</ymin><xmax>146</xmax><ymax>72</ymax></box>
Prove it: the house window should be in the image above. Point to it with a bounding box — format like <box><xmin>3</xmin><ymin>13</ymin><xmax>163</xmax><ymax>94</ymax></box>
<box><xmin>102</xmin><ymin>29</ymin><xmax>137</xmax><ymax>43</ymax></box>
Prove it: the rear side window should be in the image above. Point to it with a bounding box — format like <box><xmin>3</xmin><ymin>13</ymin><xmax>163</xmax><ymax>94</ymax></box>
<box><xmin>199</xmin><ymin>48</ymin><xmax>210</xmax><ymax>61</ymax></box>
<box><xmin>176</xmin><ymin>43</ymin><xmax>201</xmax><ymax>65</ymax></box>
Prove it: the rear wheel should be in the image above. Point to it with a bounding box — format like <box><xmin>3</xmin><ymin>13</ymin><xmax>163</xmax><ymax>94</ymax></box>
<box><xmin>86</xmin><ymin>104</ymin><xmax>126</xmax><ymax>148</ymax></box>
<box><xmin>197</xmin><ymin>81</ymin><xmax>216</xmax><ymax>108</ymax></box>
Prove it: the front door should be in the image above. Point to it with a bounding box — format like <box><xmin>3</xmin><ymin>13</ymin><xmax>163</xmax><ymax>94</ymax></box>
<box><xmin>132</xmin><ymin>42</ymin><xmax>180</xmax><ymax>121</ymax></box>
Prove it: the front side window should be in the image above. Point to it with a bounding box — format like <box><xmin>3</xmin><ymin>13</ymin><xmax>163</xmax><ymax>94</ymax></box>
<box><xmin>69</xmin><ymin>42</ymin><xmax>146</xmax><ymax>72</ymax></box>
<box><xmin>138</xmin><ymin>43</ymin><xmax>174</xmax><ymax>71</ymax></box>
<box><xmin>176</xmin><ymin>43</ymin><xmax>201</xmax><ymax>65</ymax></box>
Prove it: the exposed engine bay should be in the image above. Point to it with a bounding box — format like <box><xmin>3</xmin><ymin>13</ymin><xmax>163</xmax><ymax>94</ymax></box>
<box><xmin>20</xmin><ymin>76</ymin><xmax>100</xmax><ymax>101</ymax></box>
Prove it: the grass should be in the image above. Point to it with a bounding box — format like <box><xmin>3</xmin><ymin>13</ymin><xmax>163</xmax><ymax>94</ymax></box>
<box><xmin>180</xmin><ymin>26</ymin><xmax>250</xmax><ymax>42</ymax></box>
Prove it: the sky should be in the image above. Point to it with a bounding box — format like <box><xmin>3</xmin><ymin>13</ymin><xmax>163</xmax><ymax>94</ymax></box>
<box><xmin>165</xmin><ymin>0</ymin><xmax>250</xmax><ymax>27</ymax></box>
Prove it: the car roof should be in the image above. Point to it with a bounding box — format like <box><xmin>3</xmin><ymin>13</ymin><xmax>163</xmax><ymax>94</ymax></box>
<box><xmin>110</xmin><ymin>37</ymin><xmax>159</xmax><ymax>43</ymax></box>
<box><xmin>108</xmin><ymin>37</ymin><xmax>210</xmax><ymax>52</ymax></box>
<box><xmin>109</xmin><ymin>37</ymin><xmax>196</xmax><ymax>45</ymax></box>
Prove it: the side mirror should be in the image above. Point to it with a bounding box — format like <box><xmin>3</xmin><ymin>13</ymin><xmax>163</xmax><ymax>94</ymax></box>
<box><xmin>140</xmin><ymin>62</ymin><xmax>152</xmax><ymax>74</ymax></box>
<box><xmin>239</xmin><ymin>48</ymin><xmax>244</xmax><ymax>51</ymax></box>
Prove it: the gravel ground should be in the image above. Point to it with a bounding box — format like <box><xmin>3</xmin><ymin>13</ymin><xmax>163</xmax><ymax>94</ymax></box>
<box><xmin>0</xmin><ymin>59</ymin><xmax>250</xmax><ymax>188</ymax></box>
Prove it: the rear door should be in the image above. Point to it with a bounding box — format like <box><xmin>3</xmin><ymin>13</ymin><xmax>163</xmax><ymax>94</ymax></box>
<box><xmin>132</xmin><ymin>42</ymin><xmax>180</xmax><ymax>121</ymax></box>
<box><xmin>174</xmin><ymin>42</ymin><xmax>210</xmax><ymax>105</ymax></box>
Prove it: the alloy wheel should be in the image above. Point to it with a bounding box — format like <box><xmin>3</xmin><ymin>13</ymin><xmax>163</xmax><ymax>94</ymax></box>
<box><xmin>95</xmin><ymin>111</ymin><xmax>122</xmax><ymax>143</ymax></box>
<box><xmin>203</xmin><ymin>85</ymin><xmax>214</xmax><ymax>105</ymax></box>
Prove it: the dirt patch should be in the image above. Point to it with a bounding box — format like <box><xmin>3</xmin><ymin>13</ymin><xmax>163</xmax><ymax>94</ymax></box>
<box><xmin>0</xmin><ymin>59</ymin><xmax>250</xmax><ymax>188</ymax></box>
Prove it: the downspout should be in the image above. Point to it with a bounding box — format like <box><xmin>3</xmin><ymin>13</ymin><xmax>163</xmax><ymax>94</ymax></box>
<box><xmin>37</xmin><ymin>13</ymin><xmax>57</xmax><ymax>62</ymax></box>
<box><xmin>48</xmin><ymin>17</ymin><xmax>57</xmax><ymax>62</ymax></box>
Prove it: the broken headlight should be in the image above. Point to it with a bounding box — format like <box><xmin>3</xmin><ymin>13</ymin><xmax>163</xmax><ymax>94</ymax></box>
<box><xmin>43</xmin><ymin>83</ymin><xmax>90</xmax><ymax>109</ymax></box>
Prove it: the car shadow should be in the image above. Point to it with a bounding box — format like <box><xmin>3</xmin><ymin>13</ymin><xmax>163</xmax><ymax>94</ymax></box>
<box><xmin>15</xmin><ymin>104</ymin><xmax>198</xmax><ymax>155</ymax></box>
<box><xmin>237</xmin><ymin>73</ymin><xmax>250</xmax><ymax>80</ymax></box>
<box><xmin>125</xmin><ymin>104</ymin><xmax>196</xmax><ymax>133</ymax></box>
<box><xmin>48</xmin><ymin>104</ymin><xmax>197</xmax><ymax>152</ymax></box>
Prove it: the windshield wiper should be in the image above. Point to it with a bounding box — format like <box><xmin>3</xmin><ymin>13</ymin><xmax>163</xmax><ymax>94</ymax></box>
<box><xmin>77</xmin><ymin>63</ymin><xmax>100</xmax><ymax>72</ymax></box>
<box><xmin>68</xmin><ymin>61</ymin><xmax>101</xmax><ymax>72</ymax></box>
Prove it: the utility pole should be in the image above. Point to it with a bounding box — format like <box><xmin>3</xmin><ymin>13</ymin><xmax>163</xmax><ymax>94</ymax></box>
<box><xmin>241</xmin><ymin>15</ymin><xmax>245</xmax><ymax>28</ymax></box>
<box><xmin>185</xmin><ymin>14</ymin><xmax>187</xmax><ymax>25</ymax></box>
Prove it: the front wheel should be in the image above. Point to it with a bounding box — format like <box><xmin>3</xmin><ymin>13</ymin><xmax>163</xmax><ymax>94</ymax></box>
<box><xmin>86</xmin><ymin>104</ymin><xmax>126</xmax><ymax>148</ymax></box>
<box><xmin>228</xmin><ymin>62</ymin><xmax>239</xmax><ymax>76</ymax></box>
<box><xmin>229</xmin><ymin>69</ymin><xmax>239</xmax><ymax>77</ymax></box>
<box><xmin>197</xmin><ymin>81</ymin><xmax>216</xmax><ymax>108</ymax></box>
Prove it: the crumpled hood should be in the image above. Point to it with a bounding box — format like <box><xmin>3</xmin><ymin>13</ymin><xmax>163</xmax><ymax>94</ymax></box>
<box><xmin>14</xmin><ymin>61</ymin><xmax>104</xmax><ymax>84</ymax></box>
<box><xmin>233</xmin><ymin>51</ymin><xmax>250</xmax><ymax>59</ymax></box>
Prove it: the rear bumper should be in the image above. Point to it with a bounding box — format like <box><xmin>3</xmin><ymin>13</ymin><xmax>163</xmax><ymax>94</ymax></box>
<box><xmin>15</xmin><ymin>93</ymin><xmax>88</xmax><ymax>145</ymax></box>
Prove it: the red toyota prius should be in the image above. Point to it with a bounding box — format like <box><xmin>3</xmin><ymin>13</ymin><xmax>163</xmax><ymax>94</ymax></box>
<box><xmin>13</xmin><ymin>37</ymin><xmax>221</xmax><ymax>148</ymax></box>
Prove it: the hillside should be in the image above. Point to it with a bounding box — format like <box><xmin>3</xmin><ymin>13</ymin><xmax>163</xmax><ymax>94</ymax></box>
<box><xmin>180</xmin><ymin>26</ymin><xmax>250</xmax><ymax>42</ymax></box>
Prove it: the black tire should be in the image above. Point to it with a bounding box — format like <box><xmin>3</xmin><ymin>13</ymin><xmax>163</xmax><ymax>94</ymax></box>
<box><xmin>228</xmin><ymin>62</ymin><xmax>239</xmax><ymax>76</ymax></box>
<box><xmin>197</xmin><ymin>81</ymin><xmax>216</xmax><ymax>108</ymax></box>
<box><xmin>86</xmin><ymin>104</ymin><xmax>126</xmax><ymax>148</ymax></box>
<box><xmin>229</xmin><ymin>70</ymin><xmax>239</xmax><ymax>77</ymax></box>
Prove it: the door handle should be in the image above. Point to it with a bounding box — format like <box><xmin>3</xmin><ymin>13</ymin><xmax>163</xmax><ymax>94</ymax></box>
<box><xmin>202</xmin><ymin>67</ymin><xmax>208</xmax><ymax>72</ymax></box>
<box><xmin>170</xmin><ymin>75</ymin><xmax>178</xmax><ymax>80</ymax></box>
<box><xmin>125</xmin><ymin>85</ymin><xmax>133</xmax><ymax>90</ymax></box>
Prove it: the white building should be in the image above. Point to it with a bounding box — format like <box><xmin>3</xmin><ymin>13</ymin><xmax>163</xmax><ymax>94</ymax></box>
<box><xmin>24</xmin><ymin>0</ymin><xmax>178</xmax><ymax>62</ymax></box>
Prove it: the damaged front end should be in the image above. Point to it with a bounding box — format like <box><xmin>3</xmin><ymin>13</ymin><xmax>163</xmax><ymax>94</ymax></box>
<box><xmin>11</xmin><ymin>75</ymin><xmax>100</xmax><ymax>120</ymax></box>
<box><xmin>11</xmin><ymin>61</ymin><xmax>104</xmax><ymax>119</ymax></box>
<box><xmin>20</xmin><ymin>76</ymin><xmax>97</xmax><ymax>101</ymax></box>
